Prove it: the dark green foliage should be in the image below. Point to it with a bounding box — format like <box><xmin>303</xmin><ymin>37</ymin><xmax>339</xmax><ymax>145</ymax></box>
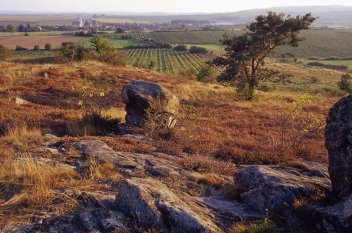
<box><xmin>6</xmin><ymin>25</ymin><xmax>16</xmax><ymax>33</ymax></box>
<box><xmin>197</xmin><ymin>64</ymin><xmax>218</xmax><ymax>81</ymax></box>
<box><xmin>148</xmin><ymin>61</ymin><xmax>156</xmax><ymax>70</ymax></box>
<box><xmin>18</xmin><ymin>24</ymin><xmax>25</xmax><ymax>32</ymax></box>
<box><xmin>174</xmin><ymin>44</ymin><xmax>188</xmax><ymax>52</ymax></box>
<box><xmin>338</xmin><ymin>73</ymin><xmax>352</xmax><ymax>94</ymax></box>
<box><xmin>115</xmin><ymin>28</ymin><xmax>125</xmax><ymax>33</ymax></box>
<box><xmin>189</xmin><ymin>46</ymin><xmax>208</xmax><ymax>54</ymax></box>
<box><xmin>214</xmin><ymin>12</ymin><xmax>316</xmax><ymax>100</ymax></box>
<box><xmin>307</xmin><ymin>62</ymin><xmax>348</xmax><ymax>71</ymax></box>
<box><xmin>89</xmin><ymin>36</ymin><xmax>125</xmax><ymax>66</ymax></box>
<box><xmin>89</xmin><ymin>35</ymin><xmax>115</xmax><ymax>55</ymax></box>
<box><xmin>0</xmin><ymin>45</ymin><xmax>11</xmax><ymax>61</ymax></box>
<box><xmin>98</xmin><ymin>50</ymin><xmax>126</xmax><ymax>66</ymax></box>
<box><xmin>61</xmin><ymin>42</ymin><xmax>90</xmax><ymax>61</ymax></box>
<box><xmin>15</xmin><ymin>45</ymin><xmax>28</xmax><ymax>51</ymax></box>
<box><xmin>45</xmin><ymin>43</ymin><xmax>52</xmax><ymax>51</ymax></box>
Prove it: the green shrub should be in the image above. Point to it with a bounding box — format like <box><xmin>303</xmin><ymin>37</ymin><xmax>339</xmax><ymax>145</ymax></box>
<box><xmin>338</xmin><ymin>73</ymin><xmax>352</xmax><ymax>94</ymax></box>
<box><xmin>33</xmin><ymin>45</ymin><xmax>40</xmax><ymax>51</ymax></box>
<box><xmin>174</xmin><ymin>44</ymin><xmax>188</xmax><ymax>52</ymax></box>
<box><xmin>61</xmin><ymin>42</ymin><xmax>91</xmax><ymax>61</ymax></box>
<box><xmin>45</xmin><ymin>43</ymin><xmax>52</xmax><ymax>51</ymax></box>
<box><xmin>197</xmin><ymin>64</ymin><xmax>218</xmax><ymax>81</ymax></box>
<box><xmin>89</xmin><ymin>35</ymin><xmax>114</xmax><ymax>55</ymax></box>
<box><xmin>189</xmin><ymin>46</ymin><xmax>208</xmax><ymax>54</ymax></box>
<box><xmin>148</xmin><ymin>61</ymin><xmax>156</xmax><ymax>70</ymax></box>
<box><xmin>15</xmin><ymin>45</ymin><xmax>27</xmax><ymax>51</ymax></box>
<box><xmin>97</xmin><ymin>50</ymin><xmax>126</xmax><ymax>66</ymax></box>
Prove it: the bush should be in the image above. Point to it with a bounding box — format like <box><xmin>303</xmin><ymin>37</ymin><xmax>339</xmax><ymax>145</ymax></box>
<box><xmin>33</xmin><ymin>45</ymin><xmax>40</xmax><ymax>51</ymax></box>
<box><xmin>189</xmin><ymin>46</ymin><xmax>208</xmax><ymax>54</ymax></box>
<box><xmin>61</xmin><ymin>42</ymin><xmax>91</xmax><ymax>61</ymax></box>
<box><xmin>338</xmin><ymin>73</ymin><xmax>352</xmax><ymax>94</ymax></box>
<box><xmin>197</xmin><ymin>64</ymin><xmax>218</xmax><ymax>81</ymax></box>
<box><xmin>147</xmin><ymin>61</ymin><xmax>156</xmax><ymax>70</ymax></box>
<box><xmin>90</xmin><ymin>35</ymin><xmax>114</xmax><ymax>55</ymax></box>
<box><xmin>0</xmin><ymin>44</ymin><xmax>11</xmax><ymax>61</ymax></box>
<box><xmin>15</xmin><ymin>45</ymin><xmax>27</xmax><ymax>51</ymax></box>
<box><xmin>97</xmin><ymin>50</ymin><xmax>126</xmax><ymax>66</ymax></box>
<box><xmin>174</xmin><ymin>44</ymin><xmax>188</xmax><ymax>52</ymax></box>
<box><xmin>44</xmin><ymin>43</ymin><xmax>52</xmax><ymax>50</ymax></box>
<box><xmin>178</xmin><ymin>67</ymin><xmax>197</xmax><ymax>78</ymax></box>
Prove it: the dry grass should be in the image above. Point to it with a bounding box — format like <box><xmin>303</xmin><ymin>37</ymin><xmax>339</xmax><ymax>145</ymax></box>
<box><xmin>2</xmin><ymin>125</ymin><xmax>42</xmax><ymax>148</ymax></box>
<box><xmin>190</xmin><ymin>172</ymin><xmax>224</xmax><ymax>187</ymax></box>
<box><xmin>80</xmin><ymin>159</ymin><xmax>122</xmax><ymax>183</ymax></box>
<box><xmin>0</xmin><ymin>60</ymin><xmax>340</xmax><ymax>169</ymax></box>
<box><xmin>230</xmin><ymin>220</ymin><xmax>280</xmax><ymax>233</ymax></box>
<box><xmin>0</xmin><ymin>157</ymin><xmax>79</xmax><ymax>208</ymax></box>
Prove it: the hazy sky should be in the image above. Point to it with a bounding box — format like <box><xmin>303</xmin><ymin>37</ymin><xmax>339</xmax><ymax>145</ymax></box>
<box><xmin>1</xmin><ymin>0</ymin><xmax>352</xmax><ymax>13</ymax></box>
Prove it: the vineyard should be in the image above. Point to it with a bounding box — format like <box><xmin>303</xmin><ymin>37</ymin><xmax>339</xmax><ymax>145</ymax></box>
<box><xmin>116</xmin><ymin>30</ymin><xmax>239</xmax><ymax>45</ymax></box>
<box><xmin>116</xmin><ymin>29</ymin><xmax>352</xmax><ymax>58</ymax></box>
<box><xmin>124</xmin><ymin>48</ymin><xmax>207</xmax><ymax>74</ymax></box>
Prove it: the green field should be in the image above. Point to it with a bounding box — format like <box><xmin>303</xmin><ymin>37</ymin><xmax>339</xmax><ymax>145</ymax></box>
<box><xmin>302</xmin><ymin>59</ymin><xmax>352</xmax><ymax>69</ymax></box>
<box><xmin>114</xmin><ymin>29</ymin><xmax>352</xmax><ymax>58</ymax></box>
<box><xmin>78</xmin><ymin>38</ymin><xmax>149</xmax><ymax>49</ymax></box>
<box><xmin>115</xmin><ymin>31</ymin><xmax>239</xmax><ymax>45</ymax></box>
<box><xmin>124</xmin><ymin>48</ymin><xmax>206</xmax><ymax>74</ymax></box>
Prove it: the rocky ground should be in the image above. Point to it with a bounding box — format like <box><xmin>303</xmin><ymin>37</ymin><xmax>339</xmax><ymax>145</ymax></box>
<box><xmin>0</xmin><ymin>61</ymin><xmax>351</xmax><ymax>232</ymax></box>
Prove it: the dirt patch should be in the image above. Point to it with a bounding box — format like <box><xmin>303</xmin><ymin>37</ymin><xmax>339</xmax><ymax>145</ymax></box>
<box><xmin>0</xmin><ymin>35</ymin><xmax>80</xmax><ymax>50</ymax></box>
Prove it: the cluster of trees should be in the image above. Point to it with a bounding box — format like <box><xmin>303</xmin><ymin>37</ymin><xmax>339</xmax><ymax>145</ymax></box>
<box><xmin>61</xmin><ymin>35</ymin><xmax>125</xmax><ymax>66</ymax></box>
<box><xmin>174</xmin><ymin>44</ymin><xmax>208</xmax><ymax>54</ymax></box>
<box><xmin>0</xmin><ymin>24</ymin><xmax>40</xmax><ymax>33</ymax></box>
<box><xmin>14</xmin><ymin>43</ymin><xmax>52</xmax><ymax>51</ymax></box>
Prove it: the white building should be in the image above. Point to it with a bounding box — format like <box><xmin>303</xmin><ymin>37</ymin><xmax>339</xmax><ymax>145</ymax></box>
<box><xmin>72</xmin><ymin>18</ymin><xmax>83</xmax><ymax>28</ymax></box>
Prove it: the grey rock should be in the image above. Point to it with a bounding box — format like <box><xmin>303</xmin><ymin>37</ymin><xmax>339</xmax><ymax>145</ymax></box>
<box><xmin>235</xmin><ymin>165</ymin><xmax>330</xmax><ymax>215</ymax></box>
<box><xmin>302</xmin><ymin>194</ymin><xmax>352</xmax><ymax>233</ymax></box>
<box><xmin>196</xmin><ymin>196</ymin><xmax>263</xmax><ymax>223</ymax></box>
<box><xmin>326</xmin><ymin>95</ymin><xmax>352</xmax><ymax>200</ymax></box>
<box><xmin>121</xmin><ymin>80</ymin><xmax>179</xmax><ymax>128</ymax></box>
<box><xmin>115</xmin><ymin>178</ymin><xmax>221</xmax><ymax>233</ymax></box>
<box><xmin>75</xmin><ymin>140</ymin><xmax>179</xmax><ymax>177</ymax></box>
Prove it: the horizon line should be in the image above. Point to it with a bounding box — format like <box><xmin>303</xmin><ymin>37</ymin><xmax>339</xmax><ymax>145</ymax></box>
<box><xmin>0</xmin><ymin>4</ymin><xmax>351</xmax><ymax>15</ymax></box>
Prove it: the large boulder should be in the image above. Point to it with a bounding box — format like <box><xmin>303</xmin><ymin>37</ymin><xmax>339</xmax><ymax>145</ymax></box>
<box><xmin>235</xmin><ymin>165</ymin><xmax>330</xmax><ymax>215</ymax></box>
<box><xmin>326</xmin><ymin>95</ymin><xmax>352</xmax><ymax>200</ymax></box>
<box><xmin>121</xmin><ymin>80</ymin><xmax>179</xmax><ymax>128</ymax></box>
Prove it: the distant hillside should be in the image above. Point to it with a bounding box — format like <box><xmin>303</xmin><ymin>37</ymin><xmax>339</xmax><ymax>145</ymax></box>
<box><xmin>116</xmin><ymin>6</ymin><xmax>352</xmax><ymax>27</ymax></box>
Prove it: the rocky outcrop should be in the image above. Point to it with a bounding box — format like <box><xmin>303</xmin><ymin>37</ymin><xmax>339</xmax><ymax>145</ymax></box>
<box><xmin>115</xmin><ymin>178</ymin><xmax>222</xmax><ymax>233</ymax></box>
<box><xmin>326</xmin><ymin>95</ymin><xmax>352</xmax><ymax>200</ymax></box>
<box><xmin>303</xmin><ymin>195</ymin><xmax>352</xmax><ymax>233</ymax></box>
<box><xmin>121</xmin><ymin>80</ymin><xmax>179</xmax><ymax>128</ymax></box>
<box><xmin>235</xmin><ymin>165</ymin><xmax>330</xmax><ymax>215</ymax></box>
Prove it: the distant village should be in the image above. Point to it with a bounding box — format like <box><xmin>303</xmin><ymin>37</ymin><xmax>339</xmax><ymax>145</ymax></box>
<box><xmin>0</xmin><ymin>17</ymin><xmax>212</xmax><ymax>34</ymax></box>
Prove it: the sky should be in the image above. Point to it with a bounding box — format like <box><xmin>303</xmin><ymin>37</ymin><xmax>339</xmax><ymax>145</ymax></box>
<box><xmin>1</xmin><ymin>0</ymin><xmax>352</xmax><ymax>13</ymax></box>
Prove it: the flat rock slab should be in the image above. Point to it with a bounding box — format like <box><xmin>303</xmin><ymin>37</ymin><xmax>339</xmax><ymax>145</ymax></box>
<box><xmin>75</xmin><ymin>140</ymin><xmax>180</xmax><ymax>177</ymax></box>
<box><xmin>115</xmin><ymin>178</ymin><xmax>222</xmax><ymax>233</ymax></box>
<box><xmin>196</xmin><ymin>197</ymin><xmax>263</xmax><ymax>223</ymax></box>
<box><xmin>236</xmin><ymin>165</ymin><xmax>331</xmax><ymax>215</ymax></box>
